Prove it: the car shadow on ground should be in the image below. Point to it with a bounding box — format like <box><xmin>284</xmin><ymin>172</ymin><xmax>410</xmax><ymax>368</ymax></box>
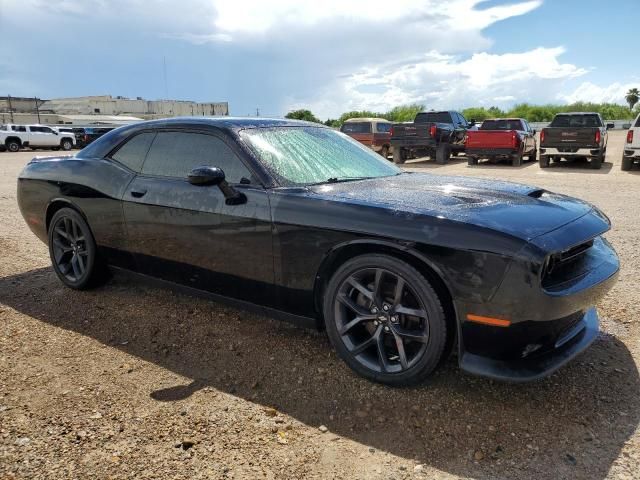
<box><xmin>1</xmin><ymin>268</ymin><xmax>638</xmax><ymax>480</ymax></box>
<box><xmin>541</xmin><ymin>160</ymin><xmax>614</xmax><ymax>174</ymax></box>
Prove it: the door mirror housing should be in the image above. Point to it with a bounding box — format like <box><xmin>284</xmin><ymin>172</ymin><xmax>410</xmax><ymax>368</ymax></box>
<box><xmin>606</xmin><ymin>123</ymin><xmax>614</xmax><ymax>130</ymax></box>
<box><xmin>188</xmin><ymin>166</ymin><xmax>247</xmax><ymax>205</ymax></box>
<box><xmin>532</xmin><ymin>129</ymin><xmax>537</xmax><ymax>135</ymax></box>
<box><xmin>188</xmin><ymin>166</ymin><xmax>226</xmax><ymax>186</ymax></box>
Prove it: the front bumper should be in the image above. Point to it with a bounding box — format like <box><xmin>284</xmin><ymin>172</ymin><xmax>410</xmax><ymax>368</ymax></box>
<box><xmin>459</xmin><ymin>308</ymin><xmax>599</xmax><ymax>382</ymax></box>
<box><xmin>540</xmin><ymin>147</ymin><xmax>601</xmax><ymax>158</ymax></box>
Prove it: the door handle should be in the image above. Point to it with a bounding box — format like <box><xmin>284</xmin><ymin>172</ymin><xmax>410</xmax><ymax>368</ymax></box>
<box><xmin>130</xmin><ymin>189</ymin><xmax>147</xmax><ymax>198</ymax></box>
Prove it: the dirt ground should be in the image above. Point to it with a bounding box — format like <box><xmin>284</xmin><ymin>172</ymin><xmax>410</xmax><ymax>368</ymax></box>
<box><xmin>1</xmin><ymin>130</ymin><xmax>639</xmax><ymax>480</ymax></box>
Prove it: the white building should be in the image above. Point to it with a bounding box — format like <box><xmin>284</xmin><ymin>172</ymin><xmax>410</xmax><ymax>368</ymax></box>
<box><xmin>39</xmin><ymin>95</ymin><xmax>229</xmax><ymax>119</ymax></box>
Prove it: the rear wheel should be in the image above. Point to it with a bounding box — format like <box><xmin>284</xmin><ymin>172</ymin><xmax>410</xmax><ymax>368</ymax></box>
<box><xmin>393</xmin><ymin>147</ymin><xmax>405</xmax><ymax>164</ymax></box>
<box><xmin>323</xmin><ymin>254</ymin><xmax>447</xmax><ymax>386</ymax></box>
<box><xmin>435</xmin><ymin>144</ymin><xmax>450</xmax><ymax>165</ymax></box>
<box><xmin>48</xmin><ymin>208</ymin><xmax>106</xmax><ymax>290</ymax></box>
<box><xmin>380</xmin><ymin>145</ymin><xmax>389</xmax><ymax>159</ymax></box>
<box><xmin>622</xmin><ymin>157</ymin><xmax>633</xmax><ymax>171</ymax></box>
<box><xmin>511</xmin><ymin>152</ymin><xmax>523</xmax><ymax>167</ymax></box>
<box><xmin>590</xmin><ymin>154</ymin><xmax>603</xmax><ymax>170</ymax></box>
<box><xmin>6</xmin><ymin>140</ymin><xmax>20</xmax><ymax>152</ymax></box>
<box><xmin>529</xmin><ymin>148</ymin><xmax>537</xmax><ymax>162</ymax></box>
<box><xmin>539</xmin><ymin>155</ymin><xmax>549</xmax><ymax>168</ymax></box>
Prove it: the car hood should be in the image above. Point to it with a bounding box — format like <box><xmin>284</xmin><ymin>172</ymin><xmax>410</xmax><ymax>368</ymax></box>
<box><xmin>308</xmin><ymin>172</ymin><xmax>595</xmax><ymax>241</ymax></box>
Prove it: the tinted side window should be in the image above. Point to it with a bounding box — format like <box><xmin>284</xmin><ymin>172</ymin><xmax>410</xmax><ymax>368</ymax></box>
<box><xmin>111</xmin><ymin>132</ymin><xmax>156</xmax><ymax>172</ymax></box>
<box><xmin>142</xmin><ymin>132</ymin><xmax>252</xmax><ymax>183</ymax></box>
<box><xmin>376</xmin><ymin>123</ymin><xmax>391</xmax><ymax>133</ymax></box>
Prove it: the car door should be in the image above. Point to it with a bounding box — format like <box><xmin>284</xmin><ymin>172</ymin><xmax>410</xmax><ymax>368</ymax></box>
<box><xmin>40</xmin><ymin>126</ymin><xmax>59</xmax><ymax>146</ymax></box>
<box><xmin>122</xmin><ymin>129</ymin><xmax>276</xmax><ymax>307</ymax></box>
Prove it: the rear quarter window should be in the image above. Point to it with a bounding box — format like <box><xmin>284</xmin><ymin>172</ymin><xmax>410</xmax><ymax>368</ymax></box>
<box><xmin>110</xmin><ymin>132</ymin><xmax>156</xmax><ymax>172</ymax></box>
<box><xmin>376</xmin><ymin>123</ymin><xmax>391</xmax><ymax>133</ymax></box>
<box><xmin>341</xmin><ymin>122</ymin><xmax>372</xmax><ymax>134</ymax></box>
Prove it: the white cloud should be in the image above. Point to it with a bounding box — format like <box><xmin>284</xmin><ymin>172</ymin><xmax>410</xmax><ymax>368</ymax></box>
<box><xmin>299</xmin><ymin>47</ymin><xmax>588</xmax><ymax>117</ymax></box>
<box><xmin>559</xmin><ymin>81</ymin><xmax>640</xmax><ymax>104</ymax></box>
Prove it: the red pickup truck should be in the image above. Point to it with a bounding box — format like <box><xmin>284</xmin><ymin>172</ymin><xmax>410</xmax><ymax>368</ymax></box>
<box><xmin>465</xmin><ymin>118</ymin><xmax>537</xmax><ymax>167</ymax></box>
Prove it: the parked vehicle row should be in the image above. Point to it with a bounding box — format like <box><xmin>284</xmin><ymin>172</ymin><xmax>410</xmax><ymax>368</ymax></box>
<box><xmin>0</xmin><ymin>124</ymin><xmax>116</xmax><ymax>153</ymax></box>
<box><xmin>342</xmin><ymin>110</ymin><xmax>639</xmax><ymax>172</ymax></box>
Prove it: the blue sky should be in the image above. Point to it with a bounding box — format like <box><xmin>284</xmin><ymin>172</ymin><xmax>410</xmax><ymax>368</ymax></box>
<box><xmin>0</xmin><ymin>0</ymin><xmax>636</xmax><ymax>119</ymax></box>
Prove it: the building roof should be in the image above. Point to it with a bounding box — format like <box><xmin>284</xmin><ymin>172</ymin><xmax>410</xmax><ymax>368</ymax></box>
<box><xmin>57</xmin><ymin>114</ymin><xmax>143</xmax><ymax>124</ymax></box>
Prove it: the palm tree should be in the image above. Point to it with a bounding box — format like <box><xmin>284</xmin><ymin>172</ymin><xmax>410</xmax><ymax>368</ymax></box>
<box><xmin>625</xmin><ymin>88</ymin><xmax>639</xmax><ymax>110</ymax></box>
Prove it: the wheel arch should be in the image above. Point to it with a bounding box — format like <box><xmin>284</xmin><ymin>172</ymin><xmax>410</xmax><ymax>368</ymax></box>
<box><xmin>313</xmin><ymin>239</ymin><xmax>458</xmax><ymax>359</ymax></box>
<box><xmin>45</xmin><ymin>198</ymin><xmax>89</xmax><ymax>233</ymax></box>
<box><xmin>5</xmin><ymin>136</ymin><xmax>22</xmax><ymax>146</ymax></box>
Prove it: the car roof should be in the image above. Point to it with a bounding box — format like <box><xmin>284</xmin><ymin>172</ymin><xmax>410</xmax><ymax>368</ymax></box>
<box><xmin>483</xmin><ymin>118</ymin><xmax>524</xmax><ymax>122</ymax></box>
<box><xmin>123</xmin><ymin>116</ymin><xmax>323</xmax><ymax>131</ymax></box>
<box><xmin>555</xmin><ymin>112</ymin><xmax>599</xmax><ymax>116</ymax></box>
<box><xmin>343</xmin><ymin>117</ymin><xmax>391</xmax><ymax>123</ymax></box>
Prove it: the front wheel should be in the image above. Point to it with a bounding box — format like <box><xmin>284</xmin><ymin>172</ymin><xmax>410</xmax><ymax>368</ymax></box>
<box><xmin>323</xmin><ymin>254</ymin><xmax>447</xmax><ymax>386</ymax></box>
<box><xmin>48</xmin><ymin>208</ymin><xmax>106</xmax><ymax>289</ymax></box>
<box><xmin>61</xmin><ymin>138</ymin><xmax>73</xmax><ymax>151</ymax></box>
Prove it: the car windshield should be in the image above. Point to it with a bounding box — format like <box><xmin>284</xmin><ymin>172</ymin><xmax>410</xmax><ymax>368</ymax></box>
<box><xmin>480</xmin><ymin>120</ymin><xmax>523</xmax><ymax>130</ymax></box>
<box><xmin>240</xmin><ymin>126</ymin><xmax>401</xmax><ymax>186</ymax></box>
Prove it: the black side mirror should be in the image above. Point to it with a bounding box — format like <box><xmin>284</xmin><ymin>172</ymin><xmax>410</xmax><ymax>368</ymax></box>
<box><xmin>606</xmin><ymin>123</ymin><xmax>614</xmax><ymax>130</ymax></box>
<box><xmin>188</xmin><ymin>166</ymin><xmax>225</xmax><ymax>186</ymax></box>
<box><xmin>532</xmin><ymin>129</ymin><xmax>537</xmax><ymax>135</ymax></box>
<box><xmin>188</xmin><ymin>166</ymin><xmax>246</xmax><ymax>205</ymax></box>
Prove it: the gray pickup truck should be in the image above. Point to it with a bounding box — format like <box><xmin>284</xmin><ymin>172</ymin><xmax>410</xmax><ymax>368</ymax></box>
<box><xmin>390</xmin><ymin>111</ymin><xmax>471</xmax><ymax>165</ymax></box>
<box><xmin>539</xmin><ymin>113</ymin><xmax>612</xmax><ymax>170</ymax></box>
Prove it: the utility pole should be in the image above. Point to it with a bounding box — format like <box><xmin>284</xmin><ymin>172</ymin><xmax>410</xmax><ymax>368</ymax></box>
<box><xmin>256</xmin><ymin>107</ymin><xmax>260</xmax><ymax>117</ymax></box>
<box><xmin>7</xmin><ymin>95</ymin><xmax>14</xmax><ymax>123</ymax></box>
<box><xmin>163</xmin><ymin>56</ymin><xmax>168</xmax><ymax>99</ymax></box>
<box><xmin>34</xmin><ymin>97</ymin><xmax>41</xmax><ymax>123</ymax></box>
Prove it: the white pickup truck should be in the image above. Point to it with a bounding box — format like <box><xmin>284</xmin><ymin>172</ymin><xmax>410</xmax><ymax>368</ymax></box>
<box><xmin>0</xmin><ymin>123</ymin><xmax>76</xmax><ymax>152</ymax></box>
<box><xmin>622</xmin><ymin>114</ymin><xmax>640</xmax><ymax>171</ymax></box>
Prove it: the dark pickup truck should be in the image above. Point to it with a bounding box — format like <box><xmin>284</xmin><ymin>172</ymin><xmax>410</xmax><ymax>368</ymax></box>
<box><xmin>540</xmin><ymin>112</ymin><xmax>612</xmax><ymax>169</ymax></box>
<box><xmin>390</xmin><ymin>110</ymin><xmax>472</xmax><ymax>164</ymax></box>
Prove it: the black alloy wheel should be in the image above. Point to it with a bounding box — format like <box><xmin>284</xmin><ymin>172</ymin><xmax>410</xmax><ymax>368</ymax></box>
<box><xmin>324</xmin><ymin>254</ymin><xmax>447</xmax><ymax>386</ymax></box>
<box><xmin>48</xmin><ymin>208</ymin><xmax>104</xmax><ymax>289</ymax></box>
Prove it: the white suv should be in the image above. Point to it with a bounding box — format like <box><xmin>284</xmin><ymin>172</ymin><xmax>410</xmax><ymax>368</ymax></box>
<box><xmin>622</xmin><ymin>114</ymin><xmax>640</xmax><ymax>171</ymax></box>
<box><xmin>0</xmin><ymin>124</ymin><xmax>76</xmax><ymax>152</ymax></box>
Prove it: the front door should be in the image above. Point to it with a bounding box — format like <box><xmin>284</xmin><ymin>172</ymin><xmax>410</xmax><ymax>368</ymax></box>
<box><xmin>122</xmin><ymin>129</ymin><xmax>275</xmax><ymax>307</ymax></box>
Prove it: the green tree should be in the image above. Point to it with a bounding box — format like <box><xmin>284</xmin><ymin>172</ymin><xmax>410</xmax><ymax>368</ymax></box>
<box><xmin>625</xmin><ymin>88</ymin><xmax>639</xmax><ymax>110</ymax></box>
<box><xmin>324</xmin><ymin>118</ymin><xmax>340</xmax><ymax>128</ymax></box>
<box><xmin>385</xmin><ymin>104</ymin><xmax>425</xmax><ymax>122</ymax></box>
<box><xmin>285</xmin><ymin>109</ymin><xmax>322</xmax><ymax>123</ymax></box>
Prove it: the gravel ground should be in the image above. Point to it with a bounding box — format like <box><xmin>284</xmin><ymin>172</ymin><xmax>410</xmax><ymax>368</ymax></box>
<box><xmin>1</xmin><ymin>131</ymin><xmax>639</xmax><ymax>480</ymax></box>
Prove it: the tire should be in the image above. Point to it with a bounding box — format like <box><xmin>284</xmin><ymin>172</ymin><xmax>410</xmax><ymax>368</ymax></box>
<box><xmin>511</xmin><ymin>152</ymin><xmax>523</xmax><ymax>167</ymax></box>
<box><xmin>48</xmin><ymin>208</ymin><xmax>106</xmax><ymax>290</ymax></box>
<box><xmin>7</xmin><ymin>140</ymin><xmax>20</xmax><ymax>152</ymax></box>
<box><xmin>393</xmin><ymin>147</ymin><xmax>405</xmax><ymax>164</ymax></box>
<box><xmin>621</xmin><ymin>157</ymin><xmax>633</xmax><ymax>171</ymax></box>
<box><xmin>590</xmin><ymin>154</ymin><xmax>603</xmax><ymax>170</ymax></box>
<box><xmin>529</xmin><ymin>148</ymin><xmax>537</xmax><ymax>162</ymax></box>
<box><xmin>61</xmin><ymin>138</ymin><xmax>73</xmax><ymax>151</ymax></box>
<box><xmin>467</xmin><ymin>156</ymin><xmax>478</xmax><ymax>166</ymax></box>
<box><xmin>380</xmin><ymin>145</ymin><xmax>389</xmax><ymax>159</ymax></box>
<box><xmin>539</xmin><ymin>155</ymin><xmax>550</xmax><ymax>168</ymax></box>
<box><xmin>435</xmin><ymin>144</ymin><xmax>450</xmax><ymax>165</ymax></box>
<box><xmin>323</xmin><ymin>254</ymin><xmax>447</xmax><ymax>386</ymax></box>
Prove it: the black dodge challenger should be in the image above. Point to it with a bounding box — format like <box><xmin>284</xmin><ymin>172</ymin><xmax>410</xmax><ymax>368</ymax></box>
<box><xmin>17</xmin><ymin>118</ymin><xmax>619</xmax><ymax>386</ymax></box>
